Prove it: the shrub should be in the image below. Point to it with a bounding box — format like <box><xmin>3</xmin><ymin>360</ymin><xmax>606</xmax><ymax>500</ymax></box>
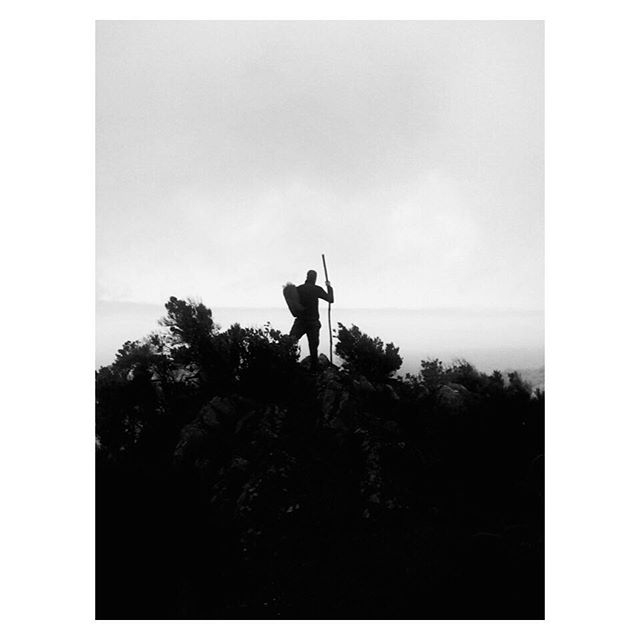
<box><xmin>334</xmin><ymin>323</ymin><xmax>402</xmax><ymax>382</ymax></box>
<box><xmin>220</xmin><ymin>322</ymin><xmax>299</xmax><ymax>399</ymax></box>
<box><xmin>160</xmin><ymin>297</ymin><xmax>220</xmax><ymax>367</ymax></box>
<box><xmin>419</xmin><ymin>358</ymin><xmax>447</xmax><ymax>390</ymax></box>
<box><xmin>507</xmin><ymin>370</ymin><xmax>533</xmax><ymax>398</ymax></box>
<box><xmin>446</xmin><ymin>359</ymin><xmax>487</xmax><ymax>394</ymax></box>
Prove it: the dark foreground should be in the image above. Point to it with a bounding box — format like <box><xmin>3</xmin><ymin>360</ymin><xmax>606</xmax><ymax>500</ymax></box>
<box><xmin>96</xmin><ymin>298</ymin><xmax>544</xmax><ymax>619</ymax></box>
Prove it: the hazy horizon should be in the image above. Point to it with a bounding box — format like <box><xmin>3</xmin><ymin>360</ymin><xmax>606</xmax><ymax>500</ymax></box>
<box><xmin>96</xmin><ymin>300</ymin><xmax>544</xmax><ymax>379</ymax></box>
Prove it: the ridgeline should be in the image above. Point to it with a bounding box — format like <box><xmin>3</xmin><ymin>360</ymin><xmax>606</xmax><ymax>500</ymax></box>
<box><xmin>96</xmin><ymin>297</ymin><xmax>544</xmax><ymax>619</ymax></box>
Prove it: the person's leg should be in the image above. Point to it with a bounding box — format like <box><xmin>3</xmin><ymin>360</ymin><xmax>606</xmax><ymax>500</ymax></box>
<box><xmin>307</xmin><ymin>321</ymin><xmax>321</xmax><ymax>370</ymax></box>
<box><xmin>289</xmin><ymin>318</ymin><xmax>306</xmax><ymax>343</ymax></box>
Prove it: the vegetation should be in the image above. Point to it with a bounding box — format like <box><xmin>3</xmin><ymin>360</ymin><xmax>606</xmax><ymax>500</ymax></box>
<box><xmin>96</xmin><ymin>298</ymin><xmax>544</xmax><ymax>619</ymax></box>
<box><xmin>334</xmin><ymin>322</ymin><xmax>403</xmax><ymax>382</ymax></box>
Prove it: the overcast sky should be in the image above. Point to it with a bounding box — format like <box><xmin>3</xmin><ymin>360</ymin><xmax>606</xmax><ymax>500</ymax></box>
<box><xmin>97</xmin><ymin>21</ymin><xmax>543</xmax><ymax>311</ymax></box>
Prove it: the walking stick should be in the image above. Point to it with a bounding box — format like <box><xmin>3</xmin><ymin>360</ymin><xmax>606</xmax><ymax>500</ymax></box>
<box><xmin>321</xmin><ymin>253</ymin><xmax>333</xmax><ymax>365</ymax></box>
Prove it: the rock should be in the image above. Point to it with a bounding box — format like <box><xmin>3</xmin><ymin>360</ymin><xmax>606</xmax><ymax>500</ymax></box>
<box><xmin>173</xmin><ymin>396</ymin><xmax>236</xmax><ymax>469</ymax></box>
<box><xmin>353</xmin><ymin>375</ymin><xmax>375</xmax><ymax>394</ymax></box>
<box><xmin>173</xmin><ymin>423</ymin><xmax>208</xmax><ymax>467</ymax></box>
<box><xmin>448</xmin><ymin>383</ymin><xmax>470</xmax><ymax>394</ymax></box>
<box><xmin>382</xmin><ymin>383</ymin><xmax>400</xmax><ymax>401</ymax></box>
<box><xmin>199</xmin><ymin>396</ymin><xmax>235</xmax><ymax>431</ymax></box>
<box><xmin>437</xmin><ymin>384</ymin><xmax>466</xmax><ymax>411</ymax></box>
<box><xmin>299</xmin><ymin>353</ymin><xmax>334</xmax><ymax>371</ymax></box>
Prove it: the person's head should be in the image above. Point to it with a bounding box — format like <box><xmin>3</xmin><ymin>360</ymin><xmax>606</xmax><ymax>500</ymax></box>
<box><xmin>306</xmin><ymin>270</ymin><xmax>317</xmax><ymax>284</ymax></box>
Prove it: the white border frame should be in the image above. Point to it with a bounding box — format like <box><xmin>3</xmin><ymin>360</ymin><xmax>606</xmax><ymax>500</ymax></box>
<box><xmin>3</xmin><ymin>2</ymin><xmax>640</xmax><ymax>639</ymax></box>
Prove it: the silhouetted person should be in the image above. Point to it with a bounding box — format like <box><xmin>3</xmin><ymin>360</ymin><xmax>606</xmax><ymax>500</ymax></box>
<box><xmin>290</xmin><ymin>270</ymin><xmax>334</xmax><ymax>370</ymax></box>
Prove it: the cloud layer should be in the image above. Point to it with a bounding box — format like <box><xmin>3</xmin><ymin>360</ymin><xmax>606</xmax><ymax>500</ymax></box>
<box><xmin>97</xmin><ymin>21</ymin><xmax>543</xmax><ymax>310</ymax></box>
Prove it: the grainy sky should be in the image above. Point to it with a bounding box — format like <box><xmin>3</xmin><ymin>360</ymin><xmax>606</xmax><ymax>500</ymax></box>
<box><xmin>96</xmin><ymin>20</ymin><xmax>543</xmax><ymax>310</ymax></box>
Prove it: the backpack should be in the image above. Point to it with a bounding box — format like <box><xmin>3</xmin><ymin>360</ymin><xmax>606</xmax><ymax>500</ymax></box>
<box><xmin>283</xmin><ymin>282</ymin><xmax>304</xmax><ymax>317</ymax></box>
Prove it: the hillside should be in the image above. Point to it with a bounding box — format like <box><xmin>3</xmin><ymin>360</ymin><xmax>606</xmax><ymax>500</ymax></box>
<box><xmin>96</xmin><ymin>297</ymin><xmax>544</xmax><ymax>619</ymax></box>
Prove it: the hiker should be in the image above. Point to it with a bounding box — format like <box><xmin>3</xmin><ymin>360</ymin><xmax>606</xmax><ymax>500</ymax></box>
<box><xmin>289</xmin><ymin>270</ymin><xmax>334</xmax><ymax>370</ymax></box>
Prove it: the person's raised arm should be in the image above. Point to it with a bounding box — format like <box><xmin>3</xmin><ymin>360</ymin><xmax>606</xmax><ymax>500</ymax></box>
<box><xmin>319</xmin><ymin>281</ymin><xmax>334</xmax><ymax>304</ymax></box>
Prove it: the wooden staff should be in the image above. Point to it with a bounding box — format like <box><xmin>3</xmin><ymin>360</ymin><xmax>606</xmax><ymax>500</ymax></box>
<box><xmin>321</xmin><ymin>253</ymin><xmax>333</xmax><ymax>364</ymax></box>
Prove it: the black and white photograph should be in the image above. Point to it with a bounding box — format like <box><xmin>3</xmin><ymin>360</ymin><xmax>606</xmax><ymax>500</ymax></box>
<box><xmin>6</xmin><ymin>2</ymin><xmax>640</xmax><ymax>637</ymax></box>
<box><xmin>95</xmin><ymin>20</ymin><xmax>544</xmax><ymax>620</ymax></box>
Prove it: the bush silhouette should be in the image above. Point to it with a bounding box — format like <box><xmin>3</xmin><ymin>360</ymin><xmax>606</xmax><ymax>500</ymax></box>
<box><xmin>334</xmin><ymin>322</ymin><xmax>402</xmax><ymax>382</ymax></box>
<box><xmin>161</xmin><ymin>296</ymin><xmax>219</xmax><ymax>346</ymax></box>
<box><xmin>96</xmin><ymin>297</ymin><xmax>544</xmax><ymax>620</ymax></box>
<box><xmin>218</xmin><ymin>322</ymin><xmax>299</xmax><ymax>399</ymax></box>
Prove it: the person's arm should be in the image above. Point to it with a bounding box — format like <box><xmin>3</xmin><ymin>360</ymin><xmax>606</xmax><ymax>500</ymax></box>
<box><xmin>318</xmin><ymin>282</ymin><xmax>334</xmax><ymax>304</ymax></box>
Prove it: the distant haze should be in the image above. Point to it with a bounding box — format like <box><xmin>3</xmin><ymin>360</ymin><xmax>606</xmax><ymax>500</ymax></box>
<box><xmin>96</xmin><ymin>301</ymin><xmax>543</xmax><ymax>379</ymax></box>
<box><xmin>96</xmin><ymin>21</ymin><xmax>543</xmax><ymax>370</ymax></box>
